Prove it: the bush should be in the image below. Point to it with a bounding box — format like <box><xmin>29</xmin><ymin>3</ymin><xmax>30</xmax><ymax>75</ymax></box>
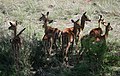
<box><xmin>0</xmin><ymin>37</ymin><xmax>15</xmax><ymax>76</ymax></box>
<box><xmin>66</xmin><ymin>35</ymin><xmax>109</xmax><ymax>76</ymax></box>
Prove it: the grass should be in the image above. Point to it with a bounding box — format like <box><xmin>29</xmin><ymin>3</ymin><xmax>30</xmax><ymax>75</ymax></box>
<box><xmin>0</xmin><ymin>0</ymin><xmax>120</xmax><ymax>76</ymax></box>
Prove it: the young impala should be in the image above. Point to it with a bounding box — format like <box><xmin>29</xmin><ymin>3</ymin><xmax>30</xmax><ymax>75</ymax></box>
<box><xmin>78</xmin><ymin>22</ymin><xmax>113</xmax><ymax>63</ymax></box>
<box><xmin>62</xmin><ymin>19</ymin><xmax>80</xmax><ymax>65</ymax></box>
<box><xmin>9</xmin><ymin>21</ymin><xmax>26</xmax><ymax>50</ymax></box>
<box><xmin>8</xmin><ymin>21</ymin><xmax>26</xmax><ymax>76</ymax></box>
<box><xmin>62</xmin><ymin>12</ymin><xmax>91</xmax><ymax>65</ymax></box>
<box><xmin>39</xmin><ymin>12</ymin><xmax>61</xmax><ymax>56</ymax></box>
<box><xmin>77</xmin><ymin>12</ymin><xmax>91</xmax><ymax>42</ymax></box>
<box><xmin>89</xmin><ymin>15</ymin><xmax>106</xmax><ymax>38</ymax></box>
<box><xmin>95</xmin><ymin>23</ymin><xmax>113</xmax><ymax>41</ymax></box>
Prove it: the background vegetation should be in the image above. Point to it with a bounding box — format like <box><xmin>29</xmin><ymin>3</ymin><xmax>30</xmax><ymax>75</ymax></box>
<box><xmin>0</xmin><ymin>0</ymin><xmax>119</xmax><ymax>76</ymax></box>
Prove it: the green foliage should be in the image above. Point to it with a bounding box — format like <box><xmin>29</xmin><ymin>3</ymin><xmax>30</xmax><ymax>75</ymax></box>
<box><xmin>0</xmin><ymin>37</ymin><xmax>15</xmax><ymax>76</ymax></box>
<box><xmin>29</xmin><ymin>38</ymin><xmax>45</xmax><ymax>70</ymax></box>
<box><xmin>0</xmin><ymin>36</ymin><xmax>32</xmax><ymax>76</ymax></box>
<box><xmin>66</xmin><ymin>35</ymin><xmax>119</xmax><ymax>76</ymax></box>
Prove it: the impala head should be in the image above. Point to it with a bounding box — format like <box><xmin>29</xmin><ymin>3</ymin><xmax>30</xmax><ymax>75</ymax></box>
<box><xmin>106</xmin><ymin>23</ymin><xmax>113</xmax><ymax>31</ymax></box>
<box><xmin>98</xmin><ymin>15</ymin><xmax>106</xmax><ymax>25</ymax></box>
<box><xmin>81</xmin><ymin>12</ymin><xmax>91</xmax><ymax>22</ymax></box>
<box><xmin>71</xmin><ymin>19</ymin><xmax>80</xmax><ymax>28</ymax></box>
<box><xmin>8</xmin><ymin>21</ymin><xmax>17</xmax><ymax>31</ymax></box>
<box><xmin>101</xmin><ymin>19</ymin><xmax>106</xmax><ymax>25</ymax></box>
<box><xmin>39</xmin><ymin>12</ymin><xmax>53</xmax><ymax>24</ymax></box>
<box><xmin>98</xmin><ymin>15</ymin><xmax>102</xmax><ymax>23</ymax></box>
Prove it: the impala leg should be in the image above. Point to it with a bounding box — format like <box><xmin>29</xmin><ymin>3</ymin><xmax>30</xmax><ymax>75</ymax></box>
<box><xmin>78</xmin><ymin>30</ymin><xmax>83</xmax><ymax>44</ymax></box>
<box><xmin>70</xmin><ymin>40</ymin><xmax>74</xmax><ymax>51</ymax></box>
<box><xmin>12</xmin><ymin>43</ymin><xmax>15</xmax><ymax>59</ymax></box>
<box><xmin>62</xmin><ymin>35</ymin><xmax>66</xmax><ymax>64</ymax></box>
<box><xmin>16</xmin><ymin>43</ymin><xmax>20</xmax><ymax>76</ymax></box>
<box><xmin>64</xmin><ymin>42</ymin><xmax>71</xmax><ymax>66</ymax></box>
<box><xmin>75</xmin><ymin>30</ymin><xmax>80</xmax><ymax>45</ymax></box>
<box><xmin>43</xmin><ymin>40</ymin><xmax>47</xmax><ymax>55</ymax></box>
<box><xmin>62</xmin><ymin>34</ymin><xmax>66</xmax><ymax>55</ymax></box>
<box><xmin>62</xmin><ymin>40</ymin><xmax>66</xmax><ymax>63</ymax></box>
<box><xmin>53</xmin><ymin>37</ymin><xmax>58</xmax><ymax>50</ymax></box>
<box><xmin>77</xmin><ymin>42</ymin><xmax>84</xmax><ymax>63</ymax></box>
<box><xmin>49</xmin><ymin>37</ymin><xmax>53</xmax><ymax>56</ymax></box>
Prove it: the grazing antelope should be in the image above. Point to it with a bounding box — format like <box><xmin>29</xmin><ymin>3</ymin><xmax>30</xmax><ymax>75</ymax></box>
<box><xmin>8</xmin><ymin>21</ymin><xmax>26</xmax><ymax>76</ymax></box>
<box><xmin>39</xmin><ymin>12</ymin><xmax>61</xmax><ymax>56</ymax></box>
<box><xmin>89</xmin><ymin>15</ymin><xmax>106</xmax><ymax>38</ymax></box>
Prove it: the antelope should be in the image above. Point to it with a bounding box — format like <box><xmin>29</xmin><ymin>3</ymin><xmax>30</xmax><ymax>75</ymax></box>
<box><xmin>8</xmin><ymin>21</ymin><xmax>26</xmax><ymax>76</ymax></box>
<box><xmin>77</xmin><ymin>12</ymin><xmax>91</xmax><ymax>42</ymax></box>
<box><xmin>62</xmin><ymin>19</ymin><xmax>79</xmax><ymax>65</ymax></box>
<box><xmin>63</xmin><ymin>12</ymin><xmax>91</xmax><ymax>47</ymax></box>
<box><xmin>62</xmin><ymin>19</ymin><xmax>80</xmax><ymax>47</ymax></box>
<box><xmin>95</xmin><ymin>23</ymin><xmax>113</xmax><ymax>42</ymax></box>
<box><xmin>9</xmin><ymin>21</ymin><xmax>26</xmax><ymax>48</ymax></box>
<box><xmin>78</xmin><ymin>22</ymin><xmax>113</xmax><ymax>62</ymax></box>
<box><xmin>62</xmin><ymin>12</ymin><xmax>91</xmax><ymax>65</ymax></box>
<box><xmin>39</xmin><ymin>12</ymin><xmax>61</xmax><ymax>56</ymax></box>
<box><xmin>89</xmin><ymin>15</ymin><xmax>106</xmax><ymax>38</ymax></box>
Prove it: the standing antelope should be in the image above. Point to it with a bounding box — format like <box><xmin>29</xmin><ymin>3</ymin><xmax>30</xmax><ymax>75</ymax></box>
<box><xmin>39</xmin><ymin>12</ymin><xmax>61</xmax><ymax>56</ymax></box>
<box><xmin>62</xmin><ymin>12</ymin><xmax>91</xmax><ymax>66</ymax></box>
<box><xmin>89</xmin><ymin>15</ymin><xmax>106</xmax><ymax>38</ymax></box>
<box><xmin>77</xmin><ymin>12</ymin><xmax>91</xmax><ymax>43</ymax></box>
<box><xmin>62</xmin><ymin>19</ymin><xmax>80</xmax><ymax>65</ymax></box>
<box><xmin>8</xmin><ymin>21</ymin><xmax>26</xmax><ymax>76</ymax></box>
<box><xmin>95</xmin><ymin>23</ymin><xmax>113</xmax><ymax>42</ymax></box>
<box><xmin>62</xmin><ymin>19</ymin><xmax>80</xmax><ymax>47</ymax></box>
<box><xmin>78</xmin><ymin>22</ymin><xmax>113</xmax><ymax>62</ymax></box>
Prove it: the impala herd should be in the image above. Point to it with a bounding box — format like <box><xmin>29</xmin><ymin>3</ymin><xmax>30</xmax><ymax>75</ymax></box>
<box><xmin>8</xmin><ymin>12</ymin><xmax>113</xmax><ymax>66</ymax></box>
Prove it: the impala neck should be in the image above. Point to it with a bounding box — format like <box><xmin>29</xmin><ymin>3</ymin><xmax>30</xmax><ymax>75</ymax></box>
<box><xmin>98</xmin><ymin>22</ymin><xmax>100</xmax><ymax>28</ymax></box>
<box><xmin>73</xmin><ymin>25</ymin><xmax>77</xmax><ymax>34</ymax></box>
<box><xmin>14</xmin><ymin>27</ymin><xmax>17</xmax><ymax>37</ymax></box>
<box><xmin>104</xmin><ymin>26</ymin><xmax>109</xmax><ymax>38</ymax></box>
<box><xmin>44</xmin><ymin>20</ymin><xmax>48</xmax><ymax>33</ymax></box>
<box><xmin>81</xmin><ymin>18</ymin><xmax>85</xmax><ymax>30</ymax></box>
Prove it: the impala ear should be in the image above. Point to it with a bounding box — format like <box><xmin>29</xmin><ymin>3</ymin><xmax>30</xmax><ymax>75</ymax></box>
<box><xmin>83</xmin><ymin>12</ymin><xmax>86</xmax><ymax>15</ymax></box>
<box><xmin>46</xmin><ymin>12</ymin><xmax>49</xmax><ymax>16</ymax></box>
<box><xmin>41</xmin><ymin>13</ymin><xmax>44</xmax><ymax>16</ymax></box>
<box><xmin>41</xmin><ymin>13</ymin><xmax>43</xmax><ymax>15</ymax></box>
<box><xmin>76</xmin><ymin>19</ymin><xmax>80</xmax><ymax>22</ymax></box>
<box><xmin>9</xmin><ymin>22</ymin><xmax>13</xmax><ymax>26</ymax></box>
<box><xmin>100</xmin><ymin>15</ymin><xmax>102</xmax><ymax>19</ymax></box>
<box><xmin>71</xmin><ymin>19</ymin><xmax>74</xmax><ymax>23</ymax></box>
<box><xmin>49</xmin><ymin>20</ymin><xmax>53</xmax><ymax>24</ymax></box>
<box><xmin>15</xmin><ymin>21</ymin><xmax>18</xmax><ymax>26</ymax></box>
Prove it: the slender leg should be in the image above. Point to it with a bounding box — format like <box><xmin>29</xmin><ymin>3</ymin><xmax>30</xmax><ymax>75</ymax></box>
<box><xmin>78</xmin><ymin>30</ymin><xmax>83</xmax><ymax>44</ymax></box>
<box><xmin>16</xmin><ymin>43</ymin><xmax>20</xmax><ymax>76</ymax></box>
<box><xmin>53</xmin><ymin>37</ymin><xmax>57</xmax><ymax>50</ymax></box>
<box><xmin>64</xmin><ymin>42</ymin><xmax>71</xmax><ymax>66</ymax></box>
<box><xmin>49</xmin><ymin>37</ymin><xmax>53</xmax><ymax>56</ymax></box>
<box><xmin>77</xmin><ymin>42</ymin><xmax>84</xmax><ymax>63</ymax></box>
